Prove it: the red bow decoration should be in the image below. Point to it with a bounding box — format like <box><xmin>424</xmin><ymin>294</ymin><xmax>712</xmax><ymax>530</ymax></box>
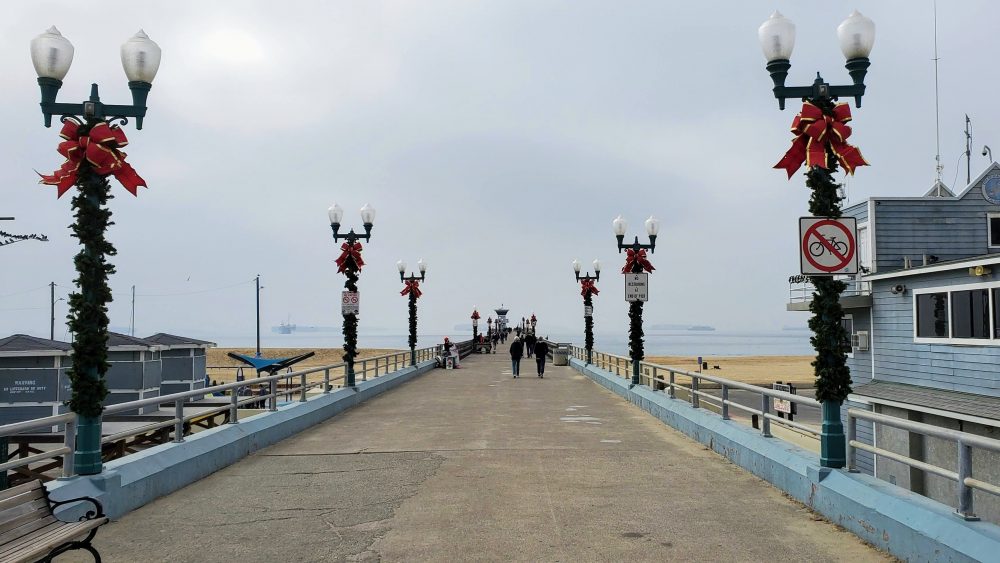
<box><xmin>39</xmin><ymin>119</ymin><xmax>147</xmax><ymax>198</ymax></box>
<box><xmin>773</xmin><ymin>101</ymin><xmax>869</xmax><ymax>179</ymax></box>
<box><xmin>580</xmin><ymin>279</ymin><xmax>600</xmax><ymax>296</ymax></box>
<box><xmin>471</xmin><ymin>310</ymin><xmax>481</xmax><ymax>320</ymax></box>
<box><xmin>400</xmin><ymin>279</ymin><xmax>422</xmax><ymax>298</ymax></box>
<box><xmin>621</xmin><ymin>249</ymin><xmax>655</xmax><ymax>274</ymax></box>
<box><xmin>335</xmin><ymin>242</ymin><xmax>364</xmax><ymax>273</ymax></box>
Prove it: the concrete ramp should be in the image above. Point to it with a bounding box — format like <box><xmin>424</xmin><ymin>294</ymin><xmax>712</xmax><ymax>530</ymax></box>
<box><xmin>74</xmin><ymin>353</ymin><xmax>888</xmax><ymax>562</ymax></box>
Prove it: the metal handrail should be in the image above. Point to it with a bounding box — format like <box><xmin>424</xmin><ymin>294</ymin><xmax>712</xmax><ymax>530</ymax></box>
<box><xmin>0</xmin><ymin>345</ymin><xmax>442</xmax><ymax>481</ymax></box>
<box><xmin>847</xmin><ymin>408</ymin><xmax>1000</xmax><ymax>520</ymax></box>
<box><xmin>569</xmin><ymin>346</ymin><xmax>821</xmax><ymax>441</ymax></box>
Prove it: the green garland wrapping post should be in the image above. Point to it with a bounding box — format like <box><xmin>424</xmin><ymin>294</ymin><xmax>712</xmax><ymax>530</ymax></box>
<box><xmin>628</xmin><ymin>300</ymin><xmax>644</xmax><ymax>366</ymax></box>
<box><xmin>584</xmin><ymin>292</ymin><xmax>594</xmax><ymax>358</ymax></box>
<box><xmin>774</xmin><ymin>96</ymin><xmax>869</xmax><ymax>468</ymax></box>
<box><xmin>66</xmin><ymin>160</ymin><xmax>114</xmax><ymax>418</ymax></box>
<box><xmin>408</xmin><ymin>292</ymin><xmax>418</xmax><ymax>351</ymax></box>
<box><xmin>342</xmin><ymin>266</ymin><xmax>360</xmax><ymax>382</ymax></box>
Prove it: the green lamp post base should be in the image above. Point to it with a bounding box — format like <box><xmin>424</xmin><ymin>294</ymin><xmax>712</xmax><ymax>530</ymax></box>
<box><xmin>73</xmin><ymin>414</ymin><xmax>103</xmax><ymax>475</ymax></box>
<box><xmin>820</xmin><ymin>400</ymin><xmax>846</xmax><ymax>468</ymax></box>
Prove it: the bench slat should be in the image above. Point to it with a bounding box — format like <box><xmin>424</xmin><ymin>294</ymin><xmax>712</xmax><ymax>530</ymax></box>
<box><xmin>0</xmin><ymin>509</ymin><xmax>55</xmax><ymax>544</ymax></box>
<box><xmin>0</xmin><ymin>521</ymin><xmax>61</xmax><ymax>558</ymax></box>
<box><xmin>0</xmin><ymin>498</ymin><xmax>49</xmax><ymax>531</ymax></box>
<box><xmin>0</xmin><ymin>490</ymin><xmax>44</xmax><ymax>516</ymax></box>
<box><xmin>1</xmin><ymin>518</ymin><xmax>107</xmax><ymax>563</ymax></box>
<box><xmin>0</xmin><ymin>483</ymin><xmax>42</xmax><ymax>505</ymax></box>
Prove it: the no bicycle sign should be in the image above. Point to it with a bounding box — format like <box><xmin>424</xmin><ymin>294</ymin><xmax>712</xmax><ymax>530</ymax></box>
<box><xmin>799</xmin><ymin>217</ymin><xmax>858</xmax><ymax>276</ymax></box>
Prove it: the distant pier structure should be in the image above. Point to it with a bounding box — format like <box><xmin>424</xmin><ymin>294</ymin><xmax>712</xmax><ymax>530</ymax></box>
<box><xmin>494</xmin><ymin>305</ymin><xmax>509</xmax><ymax>333</ymax></box>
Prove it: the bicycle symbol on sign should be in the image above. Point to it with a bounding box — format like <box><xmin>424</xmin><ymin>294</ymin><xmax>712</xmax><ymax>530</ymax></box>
<box><xmin>808</xmin><ymin>235</ymin><xmax>849</xmax><ymax>258</ymax></box>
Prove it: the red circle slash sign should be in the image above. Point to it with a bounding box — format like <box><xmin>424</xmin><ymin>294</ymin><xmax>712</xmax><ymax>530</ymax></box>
<box><xmin>802</xmin><ymin>219</ymin><xmax>855</xmax><ymax>273</ymax></box>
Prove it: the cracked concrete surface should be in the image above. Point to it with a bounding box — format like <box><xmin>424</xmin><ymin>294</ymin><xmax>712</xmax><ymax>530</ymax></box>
<box><xmin>68</xmin><ymin>354</ymin><xmax>891</xmax><ymax>562</ymax></box>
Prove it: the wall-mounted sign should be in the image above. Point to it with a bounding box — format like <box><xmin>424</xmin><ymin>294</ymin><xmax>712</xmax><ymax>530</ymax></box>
<box><xmin>584</xmin><ymin>305</ymin><xmax>593</xmax><ymax>317</ymax></box>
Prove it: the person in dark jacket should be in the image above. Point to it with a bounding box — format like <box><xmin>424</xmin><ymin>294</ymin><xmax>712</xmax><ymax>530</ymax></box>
<box><xmin>509</xmin><ymin>337</ymin><xmax>524</xmax><ymax>378</ymax></box>
<box><xmin>524</xmin><ymin>333</ymin><xmax>536</xmax><ymax>358</ymax></box>
<box><xmin>534</xmin><ymin>339</ymin><xmax>549</xmax><ymax>378</ymax></box>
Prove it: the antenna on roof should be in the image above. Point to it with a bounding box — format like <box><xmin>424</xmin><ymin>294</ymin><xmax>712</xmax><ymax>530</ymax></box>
<box><xmin>965</xmin><ymin>114</ymin><xmax>972</xmax><ymax>186</ymax></box>
<box><xmin>933</xmin><ymin>0</ymin><xmax>943</xmax><ymax>186</ymax></box>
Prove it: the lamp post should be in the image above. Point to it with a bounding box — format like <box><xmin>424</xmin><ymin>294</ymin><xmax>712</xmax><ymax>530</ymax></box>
<box><xmin>573</xmin><ymin>259</ymin><xmax>601</xmax><ymax>365</ymax></box>
<box><xmin>614</xmin><ymin>215</ymin><xmax>659</xmax><ymax>386</ymax></box>
<box><xmin>30</xmin><ymin>27</ymin><xmax>161</xmax><ymax>476</ymax></box>
<box><xmin>329</xmin><ymin>202</ymin><xmax>375</xmax><ymax>388</ymax></box>
<box><xmin>471</xmin><ymin>308</ymin><xmax>480</xmax><ymax>342</ymax></box>
<box><xmin>398</xmin><ymin>259</ymin><xmax>426</xmax><ymax>366</ymax></box>
<box><xmin>759</xmin><ymin>10</ymin><xmax>875</xmax><ymax>469</ymax></box>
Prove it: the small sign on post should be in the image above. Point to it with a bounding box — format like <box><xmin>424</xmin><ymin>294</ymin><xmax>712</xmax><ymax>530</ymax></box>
<box><xmin>625</xmin><ymin>273</ymin><xmax>649</xmax><ymax>302</ymax></box>
<box><xmin>342</xmin><ymin>291</ymin><xmax>360</xmax><ymax>315</ymax></box>
<box><xmin>799</xmin><ymin>217</ymin><xmax>858</xmax><ymax>276</ymax></box>
<box><xmin>584</xmin><ymin>305</ymin><xmax>593</xmax><ymax>317</ymax></box>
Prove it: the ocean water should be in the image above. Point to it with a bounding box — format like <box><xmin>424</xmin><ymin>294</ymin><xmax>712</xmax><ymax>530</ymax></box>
<box><xmin>214</xmin><ymin>330</ymin><xmax>814</xmax><ymax>357</ymax></box>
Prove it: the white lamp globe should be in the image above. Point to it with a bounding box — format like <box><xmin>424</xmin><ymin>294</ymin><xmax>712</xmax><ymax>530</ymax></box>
<box><xmin>417</xmin><ymin>259</ymin><xmax>427</xmax><ymax>273</ymax></box>
<box><xmin>121</xmin><ymin>29</ymin><xmax>161</xmax><ymax>83</ymax></box>
<box><xmin>645</xmin><ymin>216</ymin><xmax>661</xmax><ymax>236</ymax></box>
<box><xmin>397</xmin><ymin>260</ymin><xmax>406</xmax><ymax>274</ymax></box>
<box><xmin>327</xmin><ymin>203</ymin><xmax>344</xmax><ymax>224</ymax></box>
<box><xmin>612</xmin><ymin>215</ymin><xmax>628</xmax><ymax>236</ymax></box>
<box><xmin>837</xmin><ymin>10</ymin><xmax>875</xmax><ymax>59</ymax></box>
<box><xmin>572</xmin><ymin>259</ymin><xmax>582</xmax><ymax>273</ymax></box>
<box><xmin>30</xmin><ymin>26</ymin><xmax>74</xmax><ymax>80</ymax></box>
<box><xmin>360</xmin><ymin>203</ymin><xmax>376</xmax><ymax>225</ymax></box>
<box><xmin>758</xmin><ymin>11</ymin><xmax>796</xmax><ymax>62</ymax></box>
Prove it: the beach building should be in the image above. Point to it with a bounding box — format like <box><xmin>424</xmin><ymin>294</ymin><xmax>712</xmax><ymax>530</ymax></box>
<box><xmin>0</xmin><ymin>334</ymin><xmax>73</xmax><ymax>428</ymax></box>
<box><xmin>143</xmin><ymin>333</ymin><xmax>214</xmax><ymax>400</ymax></box>
<box><xmin>105</xmin><ymin>332</ymin><xmax>163</xmax><ymax>415</ymax></box>
<box><xmin>788</xmin><ymin>163</ymin><xmax>1000</xmax><ymax>520</ymax></box>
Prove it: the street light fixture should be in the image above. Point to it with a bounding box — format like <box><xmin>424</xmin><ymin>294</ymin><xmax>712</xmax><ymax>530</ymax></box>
<box><xmin>329</xmin><ymin>202</ymin><xmax>376</xmax><ymax>387</ymax></box>
<box><xmin>30</xmin><ymin>27</ymin><xmax>161</xmax><ymax>476</ymax></box>
<box><xmin>398</xmin><ymin>259</ymin><xmax>427</xmax><ymax>366</ymax></box>
<box><xmin>574</xmin><ymin>259</ymin><xmax>601</xmax><ymax>364</ymax></box>
<box><xmin>615</xmin><ymin>215</ymin><xmax>657</xmax><ymax>386</ymax></box>
<box><xmin>759</xmin><ymin>11</ymin><xmax>876</xmax><ymax>469</ymax></box>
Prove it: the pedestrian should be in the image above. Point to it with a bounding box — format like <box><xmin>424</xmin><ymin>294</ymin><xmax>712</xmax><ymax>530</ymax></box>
<box><xmin>491</xmin><ymin>330</ymin><xmax>500</xmax><ymax>353</ymax></box>
<box><xmin>534</xmin><ymin>338</ymin><xmax>549</xmax><ymax>378</ymax></box>
<box><xmin>509</xmin><ymin>337</ymin><xmax>524</xmax><ymax>378</ymax></box>
<box><xmin>525</xmin><ymin>332</ymin><xmax>536</xmax><ymax>358</ymax></box>
<box><xmin>443</xmin><ymin>337</ymin><xmax>454</xmax><ymax>368</ymax></box>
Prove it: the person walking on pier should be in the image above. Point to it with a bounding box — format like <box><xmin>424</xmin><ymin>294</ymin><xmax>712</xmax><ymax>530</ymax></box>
<box><xmin>534</xmin><ymin>338</ymin><xmax>549</xmax><ymax>378</ymax></box>
<box><xmin>524</xmin><ymin>332</ymin><xmax>536</xmax><ymax>358</ymax></box>
<box><xmin>509</xmin><ymin>337</ymin><xmax>524</xmax><ymax>378</ymax></box>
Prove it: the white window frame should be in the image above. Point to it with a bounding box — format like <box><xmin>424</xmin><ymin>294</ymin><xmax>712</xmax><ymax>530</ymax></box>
<box><xmin>912</xmin><ymin>280</ymin><xmax>1000</xmax><ymax>345</ymax></box>
<box><xmin>857</xmin><ymin>222</ymin><xmax>871</xmax><ymax>271</ymax></box>
<box><xmin>989</xmin><ymin>213</ymin><xmax>1000</xmax><ymax>249</ymax></box>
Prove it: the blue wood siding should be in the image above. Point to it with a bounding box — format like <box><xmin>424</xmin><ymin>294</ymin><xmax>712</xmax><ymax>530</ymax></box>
<box><xmin>871</xmin><ymin>270</ymin><xmax>1000</xmax><ymax>397</ymax></box>
<box><xmin>871</xmin><ymin>182</ymin><xmax>1000</xmax><ymax>272</ymax></box>
<box><xmin>843</xmin><ymin>200</ymin><xmax>868</xmax><ymax>224</ymax></box>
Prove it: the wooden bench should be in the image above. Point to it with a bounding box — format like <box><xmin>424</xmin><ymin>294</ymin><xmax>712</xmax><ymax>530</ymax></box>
<box><xmin>0</xmin><ymin>480</ymin><xmax>107</xmax><ymax>562</ymax></box>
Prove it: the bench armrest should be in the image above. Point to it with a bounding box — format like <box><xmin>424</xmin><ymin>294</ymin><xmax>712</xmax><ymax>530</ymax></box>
<box><xmin>49</xmin><ymin>496</ymin><xmax>106</xmax><ymax>521</ymax></box>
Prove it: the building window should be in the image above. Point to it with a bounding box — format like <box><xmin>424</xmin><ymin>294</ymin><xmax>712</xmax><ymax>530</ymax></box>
<box><xmin>841</xmin><ymin>316</ymin><xmax>854</xmax><ymax>355</ymax></box>
<box><xmin>989</xmin><ymin>214</ymin><xmax>1000</xmax><ymax>248</ymax></box>
<box><xmin>916</xmin><ymin>292</ymin><xmax>949</xmax><ymax>338</ymax></box>
<box><xmin>951</xmin><ymin>289</ymin><xmax>990</xmax><ymax>339</ymax></box>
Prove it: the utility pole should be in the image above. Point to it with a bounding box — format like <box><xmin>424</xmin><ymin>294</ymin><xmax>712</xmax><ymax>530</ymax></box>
<box><xmin>130</xmin><ymin>285</ymin><xmax>135</xmax><ymax>336</ymax></box>
<box><xmin>965</xmin><ymin>114</ymin><xmax>972</xmax><ymax>186</ymax></box>
<box><xmin>255</xmin><ymin>275</ymin><xmax>261</xmax><ymax>357</ymax></box>
<box><xmin>50</xmin><ymin>282</ymin><xmax>56</xmax><ymax>340</ymax></box>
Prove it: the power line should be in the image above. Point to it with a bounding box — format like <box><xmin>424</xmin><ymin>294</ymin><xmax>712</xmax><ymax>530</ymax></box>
<box><xmin>0</xmin><ymin>285</ymin><xmax>50</xmax><ymax>299</ymax></box>
<box><xmin>136</xmin><ymin>278</ymin><xmax>255</xmax><ymax>298</ymax></box>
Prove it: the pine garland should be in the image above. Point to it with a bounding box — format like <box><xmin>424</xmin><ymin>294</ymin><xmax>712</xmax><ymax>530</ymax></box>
<box><xmin>66</xmin><ymin>152</ymin><xmax>115</xmax><ymax>418</ymax></box>
<box><xmin>805</xmin><ymin>96</ymin><xmax>852</xmax><ymax>402</ymax></box>
<box><xmin>584</xmin><ymin>291</ymin><xmax>594</xmax><ymax>353</ymax></box>
<box><xmin>408</xmin><ymin>291</ymin><xmax>418</xmax><ymax>350</ymax></box>
<box><xmin>342</xmin><ymin>261</ymin><xmax>360</xmax><ymax>369</ymax></box>
<box><xmin>628</xmin><ymin>300</ymin><xmax>644</xmax><ymax>363</ymax></box>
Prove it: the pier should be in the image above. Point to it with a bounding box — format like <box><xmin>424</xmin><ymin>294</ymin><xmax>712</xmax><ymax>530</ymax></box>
<box><xmin>64</xmin><ymin>352</ymin><xmax>883</xmax><ymax>562</ymax></box>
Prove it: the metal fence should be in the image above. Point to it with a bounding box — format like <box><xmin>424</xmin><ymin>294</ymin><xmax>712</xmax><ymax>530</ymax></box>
<box><xmin>788</xmin><ymin>275</ymin><xmax>871</xmax><ymax>304</ymax></box>
<box><xmin>0</xmin><ymin>345</ymin><xmax>449</xmax><ymax>481</ymax></box>
<box><xmin>848</xmin><ymin>408</ymin><xmax>1000</xmax><ymax>520</ymax></box>
<box><xmin>573</xmin><ymin>346</ymin><xmax>822</xmax><ymax>441</ymax></box>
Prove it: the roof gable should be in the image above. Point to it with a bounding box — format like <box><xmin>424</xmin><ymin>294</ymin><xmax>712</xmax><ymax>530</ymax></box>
<box><xmin>956</xmin><ymin>162</ymin><xmax>1000</xmax><ymax>201</ymax></box>
<box><xmin>0</xmin><ymin>334</ymin><xmax>72</xmax><ymax>355</ymax></box>
<box><xmin>143</xmin><ymin>333</ymin><xmax>216</xmax><ymax>347</ymax></box>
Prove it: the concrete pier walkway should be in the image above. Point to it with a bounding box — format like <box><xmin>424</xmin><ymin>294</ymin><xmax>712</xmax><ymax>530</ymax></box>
<box><xmin>76</xmin><ymin>353</ymin><xmax>888</xmax><ymax>562</ymax></box>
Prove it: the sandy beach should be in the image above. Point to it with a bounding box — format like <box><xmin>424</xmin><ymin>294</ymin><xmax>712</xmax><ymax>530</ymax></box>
<box><xmin>207</xmin><ymin>348</ymin><xmax>815</xmax><ymax>387</ymax></box>
<box><xmin>644</xmin><ymin>355</ymin><xmax>814</xmax><ymax>386</ymax></box>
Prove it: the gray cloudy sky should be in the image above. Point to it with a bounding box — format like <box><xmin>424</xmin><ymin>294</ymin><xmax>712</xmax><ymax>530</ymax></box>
<box><xmin>1</xmin><ymin>1</ymin><xmax>997</xmax><ymax>345</ymax></box>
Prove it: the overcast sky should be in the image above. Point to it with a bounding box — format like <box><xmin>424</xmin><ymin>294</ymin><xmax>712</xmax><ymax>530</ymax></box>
<box><xmin>1</xmin><ymin>1</ymin><xmax>997</xmax><ymax>345</ymax></box>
